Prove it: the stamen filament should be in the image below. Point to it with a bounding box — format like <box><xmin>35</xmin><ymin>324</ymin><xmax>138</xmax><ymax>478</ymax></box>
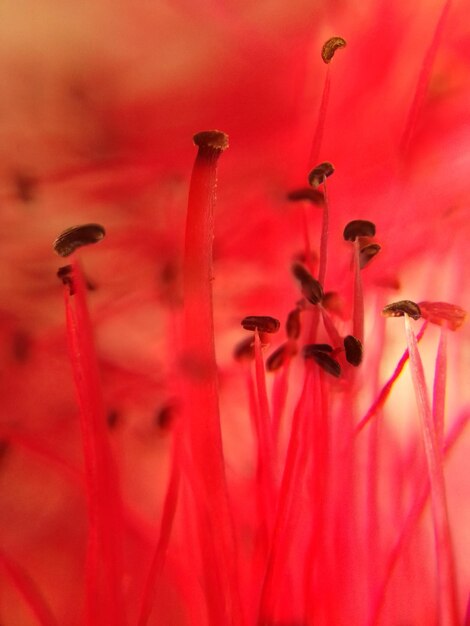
<box><xmin>308</xmin><ymin>68</ymin><xmax>331</xmax><ymax>168</ymax></box>
<box><xmin>352</xmin><ymin>239</ymin><xmax>364</xmax><ymax>343</ymax></box>
<box><xmin>400</xmin><ymin>0</ymin><xmax>452</xmax><ymax>155</ymax></box>
<box><xmin>433</xmin><ymin>326</ymin><xmax>448</xmax><ymax>448</ymax></box>
<box><xmin>355</xmin><ymin>321</ymin><xmax>428</xmax><ymax>434</ymax></box>
<box><xmin>137</xmin><ymin>433</ymin><xmax>181</xmax><ymax>626</ymax></box>
<box><xmin>182</xmin><ymin>131</ymin><xmax>243</xmax><ymax>626</ymax></box>
<box><xmin>369</xmin><ymin>408</ymin><xmax>469</xmax><ymax>626</ymax></box>
<box><xmin>259</xmin><ymin>367</ymin><xmax>313</xmax><ymax>622</ymax></box>
<box><xmin>318</xmin><ymin>178</ymin><xmax>330</xmax><ymax>288</ymax></box>
<box><xmin>253</xmin><ymin>329</ymin><xmax>276</xmax><ymax>534</ymax></box>
<box><xmin>404</xmin><ymin>314</ymin><xmax>459</xmax><ymax>626</ymax></box>
<box><xmin>0</xmin><ymin>549</ymin><xmax>59</xmax><ymax>626</ymax></box>
<box><xmin>63</xmin><ymin>259</ymin><xmax>124</xmax><ymax>626</ymax></box>
<box><xmin>271</xmin><ymin>359</ymin><xmax>292</xmax><ymax>449</ymax></box>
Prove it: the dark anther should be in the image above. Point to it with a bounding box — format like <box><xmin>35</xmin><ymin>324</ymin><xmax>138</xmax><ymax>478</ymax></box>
<box><xmin>292</xmin><ymin>250</ymin><xmax>318</xmax><ymax>267</ymax></box>
<box><xmin>14</xmin><ymin>171</ymin><xmax>37</xmax><ymax>203</ymax></box>
<box><xmin>321</xmin><ymin>36</ymin><xmax>347</xmax><ymax>64</ymax></box>
<box><xmin>234</xmin><ymin>336</ymin><xmax>255</xmax><ymax>362</ymax></box>
<box><xmin>53</xmin><ymin>223</ymin><xmax>106</xmax><ymax>257</ymax></box>
<box><xmin>85</xmin><ymin>277</ymin><xmax>97</xmax><ymax>291</ymax></box>
<box><xmin>308</xmin><ymin>162</ymin><xmax>335</xmax><ymax>188</ymax></box>
<box><xmin>266</xmin><ymin>343</ymin><xmax>297</xmax><ymax>372</ymax></box>
<box><xmin>57</xmin><ymin>264</ymin><xmax>75</xmax><ymax>295</ymax></box>
<box><xmin>322</xmin><ymin>291</ymin><xmax>344</xmax><ymax>317</ymax></box>
<box><xmin>303</xmin><ymin>347</ymin><xmax>341</xmax><ymax>378</ymax></box>
<box><xmin>343</xmin><ymin>220</ymin><xmax>376</xmax><ymax>242</ymax></box>
<box><xmin>286</xmin><ymin>308</ymin><xmax>301</xmax><ymax>340</ymax></box>
<box><xmin>417</xmin><ymin>301</ymin><xmax>467</xmax><ymax>332</ymax></box>
<box><xmin>155</xmin><ymin>404</ymin><xmax>176</xmax><ymax>430</ymax></box>
<box><xmin>343</xmin><ymin>335</ymin><xmax>363</xmax><ymax>366</ymax></box>
<box><xmin>303</xmin><ymin>343</ymin><xmax>334</xmax><ymax>356</ymax></box>
<box><xmin>193</xmin><ymin>130</ymin><xmax>229</xmax><ymax>151</ymax></box>
<box><xmin>0</xmin><ymin>439</ymin><xmax>9</xmax><ymax>462</ymax></box>
<box><xmin>12</xmin><ymin>331</ymin><xmax>31</xmax><ymax>362</ymax></box>
<box><xmin>359</xmin><ymin>242</ymin><xmax>381</xmax><ymax>269</ymax></box>
<box><xmin>241</xmin><ymin>316</ymin><xmax>280</xmax><ymax>334</ymax></box>
<box><xmin>382</xmin><ymin>300</ymin><xmax>421</xmax><ymax>320</ymax></box>
<box><xmin>292</xmin><ymin>263</ymin><xmax>324</xmax><ymax>304</ymax></box>
<box><xmin>287</xmin><ymin>188</ymin><xmax>325</xmax><ymax>206</ymax></box>
<box><xmin>107</xmin><ymin>410</ymin><xmax>120</xmax><ymax>429</ymax></box>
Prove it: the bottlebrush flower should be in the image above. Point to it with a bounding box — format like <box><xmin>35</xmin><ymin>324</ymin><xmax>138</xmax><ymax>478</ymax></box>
<box><xmin>0</xmin><ymin>1</ymin><xmax>469</xmax><ymax>626</ymax></box>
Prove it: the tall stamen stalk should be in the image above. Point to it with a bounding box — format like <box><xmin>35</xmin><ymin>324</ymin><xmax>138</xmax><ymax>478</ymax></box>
<box><xmin>404</xmin><ymin>313</ymin><xmax>459</xmax><ymax>626</ymax></box>
<box><xmin>433</xmin><ymin>326</ymin><xmax>448</xmax><ymax>448</ymax></box>
<box><xmin>61</xmin><ymin>259</ymin><xmax>124</xmax><ymax>626</ymax></box>
<box><xmin>182</xmin><ymin>130</ymin><xmax>243</xmax><ymax>626</ymax></box>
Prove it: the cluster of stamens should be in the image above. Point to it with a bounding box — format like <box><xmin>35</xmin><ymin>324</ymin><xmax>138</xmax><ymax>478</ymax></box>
<box><xmin>234</xmin><ymin>164</ymin><xmax>378</xmax><ymax>378</ymax></box>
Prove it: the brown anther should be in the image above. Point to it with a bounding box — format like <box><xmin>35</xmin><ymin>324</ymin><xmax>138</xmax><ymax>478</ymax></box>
<box><xmin>322</xmin><ymin>291</ymin><xmax>345</xmax><ymax>317</ymax></box>
<box><xmin>292</xmin><ymin>250</ymin><xmax>318</xmax><ymax>266</ymax></box>
<box><xmin>321</xmin><ymin>36</ymin><xmax>347</xmax><ymax>64</ymax></box>
<box><xmin>241</xmin><ymin>315</ymin><xmax>280</xmax><ymax>334</ymax></box>
<box><xmin>343</xmin><ymin>335</ymin><xmax>363</xmax><ymax>366</ymax></box>
<box><xmin>418</xmin><ymin>301</ymin><xmax>467</xmax><ymax>332</ymax></box>
<box><xmin>155</xmin><ymin>403</ymin><xmax>176</xmax><ymax>430</ymax></box>
<box><xmin>382</xmin><ymin>300</ymin><xmax>421</xmax><ymax>320</ymax></box>
<box><xmin>0</xmin><ymin>439</ymin><xmax>9</xmax><ymax>462</ymax></box>
<box><xmin>85</xmin><ymin>277</ymin><xmax>97</xmax><ymax>291</ymax></box>
<box><xmin>107</xmin><ymin>410</ymin><xmax>120</xmax><ymax>429</ymax></box>
<box><xmin>303</xmin><ymin>347</ymin><xmax>341</xmax><ymax>378</ymax></box>
<box><xmin>14</xmin><ymin>171</ymin><xmax>37</xmax><ymax>203</ymax></box>
<box><xmin>286</xmin><ymin>308</ymin><xmax>302</xmax><ymax>340</ymax></box>
<box><xmin>292</xmin><ymin>263</ymin><xmax>324</xmax><ymax>304</ymax></box>
<box><xmin>12</xmin><ymin>331</ymin><xmax>31</xmax><ymax>363</ymax></box>
<box><xmin>57</xmin><ymin>264</ymin><xmax>75</xmax><ymax>295</ymax></box>
<box><xmin>343</xmin><ymin>220</ymin><xmax>376</xmax><ymax>242</ymax></box>
<box><xmin>287</xmin><ymin>188</ymin><xmax>325</xmax><ymax>206</ymax></box>
<box><xmin>193</xmin><ymin>130</ymin><xmax>229</xmax><ymax>151</ymax></box>
<box><xmin>266</xmin><ymin>343</ymin><xmax>298</xmax><ymax>372</ymax></box>
<box><xmin>53</xmin><ymin>223</ymin><xmax>106</xmax><ymax>257</ymax></box>
<box><xmin>303</xmin><ymin>343</ymin><xmax>334</xmax><ymax>356</ymax></box>
<box><xmin>234</xmin><ymin>336</ymin><xmax>255</xmax><ymax>362</ymax></box>
<box><xmin>308</xmin><ymin>162</ymin><xmax>335</xmax><ymax>188</ymax></box>
<box><xmin>359</xmin><ymin>242</ymin><xmax>381</xmax><ymax>269</ymax></box>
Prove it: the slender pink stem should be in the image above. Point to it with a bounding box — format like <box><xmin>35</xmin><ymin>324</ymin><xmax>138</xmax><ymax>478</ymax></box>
<box><xmin>404</xmin><ymin>314</ymin><xmax>459</xmax><ymax>626</ymax></box>
<box><xmin>253</xmin><ymin>330</ymin><xmax>276</xmax><ymax>532</ymax></box>
<box><xmin>259</xmin><ymin>367</ymin><xmax>313</xmax><ymax>623</ymax></box>
<box><xmin>433</xmin><ymin>326</ymin><xmax>448</xmax><ymax>448</ymax></box>
<box><xmin>355</xmin><ymin>322</ymin><xmax>428</xmax><ymax>434</ymax></box>
<box><xmin>308</xmin><ymin>68</ymin><xmax>331</xmax><ymax>168</ymax></box>
<box><xmin>301</xmin><ymin>203</ymin><xmax>315</xmax><ymax>275</ymax></box>
<box><xmin>63</xmin><ymin>259</ymin><xmax>124</xmax><ymax>626</ymax></box>
<box><xmin>271</xmin><ymin>361</ymin><xmax>291</xmax><ymax>449</ymax></box>
<box><xmin>0</xmin><ymin>549</ymin><xmax>59</xmax><ymax>626</ymax></box>
<box><xmin>303</xmin><ymin>367</ymin><xmax>330</xmax><ymax>623</ymax></box>
<box><xmin>365</xmin><ymin>312</ymin><xmax>385</xmax><ymax>601</ymax></box>
<box><xmin>320</xmin><ymin>306</ymin><xmax>342</xmax><ymax>346</ymax></box>
<box><xmin>182</xmin><ymin>131</ymin><xmax>242</xmax><ymax>626</ymax></box>
<box><xmin>369</xmin><ymin>408</ymin><xmax>469</xmax><ymax>626</ymax></box>
<box><xmin>137</xmin><ymin>434</ymin><xmax>181</xmax><ymax>626</ymax></box>
<box><xmin>317</xmin><ymin>178</ymin><xmax>330</xmax><ymax>288</ymax></box>
<box><xmin>0</xmin><ymin>428</ymin><xmax>83</xmax><ymax>487</ymax></box>
<box><xmin>400</xmin><ymin>0</ymin><xmax>453</xmax><ymax>155</ymax></box>
<box><xmin>465</xmin><ymin>593</ymin><xmax>470</xmax><ymax>626</ymax></box>
<box><xmin>352</xmin><ymin>239</ymin><xmax>364</xmax><ymax>343</ymax></box>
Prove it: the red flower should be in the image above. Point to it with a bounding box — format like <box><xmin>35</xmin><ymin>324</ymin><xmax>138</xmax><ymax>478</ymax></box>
<box><xmin>0</xmin><ymin>2</ymin><xmax>469</xmax><ymax>625</ymax></box>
